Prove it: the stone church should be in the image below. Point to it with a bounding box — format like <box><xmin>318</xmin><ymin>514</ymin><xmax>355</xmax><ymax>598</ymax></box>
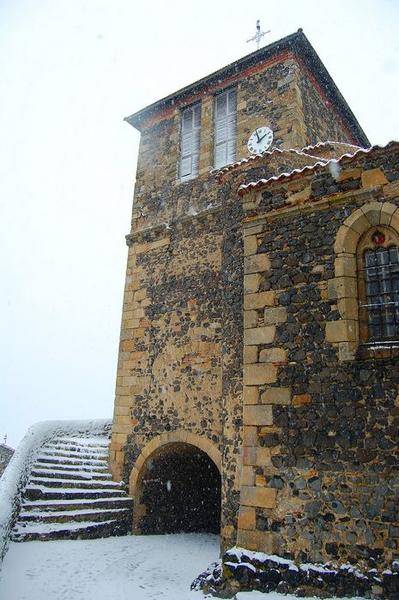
<box><xmin>109</xmin><ymin>29</ymin><xmax>399</xmax><ymax>568</ymax></box>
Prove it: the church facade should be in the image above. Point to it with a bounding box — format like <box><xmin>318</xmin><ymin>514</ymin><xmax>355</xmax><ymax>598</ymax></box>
<box><xmin>109</xmin><ymin>30</ymin><xmax>398</xmax><ymax>568</ymax></box>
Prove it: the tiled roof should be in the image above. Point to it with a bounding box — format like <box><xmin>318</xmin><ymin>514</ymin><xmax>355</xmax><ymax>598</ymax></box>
<box><xmin>214</xmin><ymin>146</ymin><xmax>326</xmax><ymax>180</ymax></box>
<box><xmin>238</xmin><ymin>141</ymin><xmax>399</xmax><ymax>196</ymax></box>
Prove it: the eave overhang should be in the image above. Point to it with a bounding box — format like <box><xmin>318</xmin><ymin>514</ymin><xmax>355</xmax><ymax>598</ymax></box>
<box><xmin>124</xmin><ymin>29</ymin><xmax>369</xmax><ymax>147</ymax></box>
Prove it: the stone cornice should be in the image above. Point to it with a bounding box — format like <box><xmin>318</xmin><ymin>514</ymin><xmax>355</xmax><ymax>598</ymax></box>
<box><xmin>125</xmin><ymin>205</ymin><xmax>222</xmax><ymax>246</ymax></box>
<box><xmin>242</xmin><ymin>187</ymin><xmax>382</xmax><ymax>227</ymax></box>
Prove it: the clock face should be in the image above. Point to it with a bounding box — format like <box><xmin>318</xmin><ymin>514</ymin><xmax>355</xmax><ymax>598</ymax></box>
<box><xmin>247</xmin><ymin>126</ymin><xmax>273</xmax><ymax>155</ymax></box>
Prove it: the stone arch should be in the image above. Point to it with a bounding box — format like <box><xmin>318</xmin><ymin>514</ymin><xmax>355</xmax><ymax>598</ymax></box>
<box><xmin>327</xmin><ymin>201</ymin><xmax>399</xmax><ymax>360</ymax></box>
<box><xmin>129</xmin><ymin>431</ymin><xmax>222</xmax><ymax>533</ymax></box>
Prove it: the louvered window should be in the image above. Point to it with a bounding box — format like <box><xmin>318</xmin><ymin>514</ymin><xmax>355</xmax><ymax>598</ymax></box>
<box><xmin>180</xmin><ymin>103</ymin><xmax>201</xmax><ymax>181</ymax></box>
<box><xmin>214</xmin><ymin>88</ymin><xmax>237</xmax><ymax>169</ymax></box>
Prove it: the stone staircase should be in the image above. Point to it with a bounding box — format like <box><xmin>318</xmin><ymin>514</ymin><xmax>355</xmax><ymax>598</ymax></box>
<box><xmin>11</xmin><ymin>434</ymin><xmax>133</xmax><ymax>542</ymax></box>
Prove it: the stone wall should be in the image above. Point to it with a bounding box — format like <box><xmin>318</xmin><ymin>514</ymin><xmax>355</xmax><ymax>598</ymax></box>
<box><xmin>111</xmin><ymin>156</ymin><xmax>328</xmax><ymax>544</ymax></box>
<box><xmin>110</xmin><ymin>150</ymin><xmax>340</xmax><ymax>545</ymax></box>
<box><xmin>297</xmin><ymin>67</ymin><xmax>353</xmax><ymax>146</ymax></box>
<box><xmin>239</xmin><ymin>145</ymin><xmax>399</xmax><ymax>567</ymax></box>
<box><xmin>111</xmin><ymin>175</ymin><xmax>245</xmax><ymax>545</ymax></box>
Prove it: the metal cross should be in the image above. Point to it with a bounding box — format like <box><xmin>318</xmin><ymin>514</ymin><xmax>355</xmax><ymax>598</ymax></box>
<box><xmin>246</xmin><ymin>20</ymin><xmax>270</xmax><ymax>50</ymax></box>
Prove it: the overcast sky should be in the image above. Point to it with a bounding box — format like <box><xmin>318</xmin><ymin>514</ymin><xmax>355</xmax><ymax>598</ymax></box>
<box><xmin>1</xmin><ymin>0</ymin><xmax>398</xmax><ymax>447</ymax></box>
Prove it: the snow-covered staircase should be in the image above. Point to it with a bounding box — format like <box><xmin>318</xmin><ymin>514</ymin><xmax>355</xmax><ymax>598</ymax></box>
<box><xmin>11</xmin><ymin>435</ymin><xmax>132</xmax><ymax>542</ymax></box>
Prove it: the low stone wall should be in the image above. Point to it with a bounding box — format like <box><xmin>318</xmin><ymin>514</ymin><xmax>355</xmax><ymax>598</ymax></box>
<box><xmin>192</xmin><ymin>547</ymin><xmax>399</xmax><ymax>599</ymax></box>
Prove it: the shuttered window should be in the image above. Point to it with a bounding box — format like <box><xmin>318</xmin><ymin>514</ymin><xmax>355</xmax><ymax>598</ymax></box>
<box><xmin>214</xmin><ymin>88</ymin><xmax>237</xmax><ymax>169</ymax></box>
<box><xmin>180</xmin><ymin>103</ymin><xmax>201</xmax><ymax>180</ymax></box>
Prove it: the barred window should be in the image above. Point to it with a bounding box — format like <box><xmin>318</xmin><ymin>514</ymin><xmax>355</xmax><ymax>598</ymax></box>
<box><xmin>359</xmin><ymin>237</ymin><xmax>399</xmax><ymax>345</ymax></box>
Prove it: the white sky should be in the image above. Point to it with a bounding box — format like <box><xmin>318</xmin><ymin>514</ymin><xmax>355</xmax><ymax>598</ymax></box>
<box><xmin>1</xmin><ymin>0</ymin><xmax>399</xmax><ymax>447</ymax></box>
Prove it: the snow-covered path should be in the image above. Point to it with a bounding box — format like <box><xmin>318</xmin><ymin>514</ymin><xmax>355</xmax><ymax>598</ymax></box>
<box><xmin>0</xmin><ymin>533</ymin><xmax>219</xmax><ymax>600</ymax></box>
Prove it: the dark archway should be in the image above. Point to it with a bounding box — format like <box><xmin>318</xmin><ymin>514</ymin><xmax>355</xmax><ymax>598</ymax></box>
<box><xmin>139</xmin><ymin>443</ymin><xmax>221</xmax><ymax>534</ymax></box>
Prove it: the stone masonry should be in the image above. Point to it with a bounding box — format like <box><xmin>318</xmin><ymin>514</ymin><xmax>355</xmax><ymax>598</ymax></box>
<box><xmin>107</xmin><ymin>29</ymin><xmax>398</xmax><ymax>571</ymax></box>
<box><xmin>237</xmin><ymin>142</ymin><xmax>399</xmax><ymax>567</ymax></box>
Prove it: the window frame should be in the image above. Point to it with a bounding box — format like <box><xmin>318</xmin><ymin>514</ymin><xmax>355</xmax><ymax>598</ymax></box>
<box><xmin>328</xmin><ymin>201</ymin><xmax>399</xmax><ymax>362</ymax></box>
<box><xmin>357</xmin><ymin>227</ymin><xmax>399</xmax><ymax>346</ymax></box>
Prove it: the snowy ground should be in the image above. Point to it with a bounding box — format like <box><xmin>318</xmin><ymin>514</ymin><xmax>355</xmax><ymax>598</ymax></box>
<box><xmin>0</xmin><ymin>533</ymin><xmax>217</xmax><ymax>600</ymax></box>
<box><xmin>0</xmin><ymin>533</ymin><xmax>362</xmax><ymax>600</ymax></box>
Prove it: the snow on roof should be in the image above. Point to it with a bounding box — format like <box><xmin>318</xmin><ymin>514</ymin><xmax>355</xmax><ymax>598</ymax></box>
<box><xmin>238</xmin><ymin>141</ymin><xmax>399</xmax><ymax>196</ymax></box>
<box><xmin>214</xmin><ymin>146</ymin><xmax>326</xmax><ymax>179</ymax></box>
<box><xmin>300</xmin><ymin>140</ymin><xmax>364</xmax><ymax>153</ymax></box>
<box><xmin>0</xmin><ymin>444</ymin><xmax>14</xmax><ymax>453</ymax></box>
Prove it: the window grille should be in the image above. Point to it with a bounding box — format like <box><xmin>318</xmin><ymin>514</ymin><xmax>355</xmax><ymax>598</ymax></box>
<box><xmin>214</xmin><ymin>88</ymin><xmax>237</xmax><ymax>168</ymax></box>
<box><xmin>180</xmin><ymin>103</ymin><xmax>201</xmax><ymax>181</ymax></box>
<box><xmin>360</xmin><ymin>246</ymin><xmax>399</xmax><ymax>344</ymax></box>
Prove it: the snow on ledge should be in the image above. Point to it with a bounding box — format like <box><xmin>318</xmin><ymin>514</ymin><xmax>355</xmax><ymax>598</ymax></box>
<box><xmin>0</xmin><ymin>418</ymin><xmax>111</xmax><ymax>564</ymax></box>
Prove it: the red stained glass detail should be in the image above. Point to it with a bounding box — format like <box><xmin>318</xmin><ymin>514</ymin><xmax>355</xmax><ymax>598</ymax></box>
<box><xmin>371</xmin><ymin>231</ymin><xmax>386</xmax><ymax>246</ymax></box>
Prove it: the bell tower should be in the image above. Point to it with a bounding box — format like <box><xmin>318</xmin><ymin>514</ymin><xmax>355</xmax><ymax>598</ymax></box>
<box><xmin>109</xmin><ymin>29</ymin><xmax>368</xmax><ymax>548</ymax></box>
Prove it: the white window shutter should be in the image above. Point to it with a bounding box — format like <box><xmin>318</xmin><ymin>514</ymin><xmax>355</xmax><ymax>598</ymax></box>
<box><xmin>214</xmin><ymin>88</ymin><xmax>236</xmax><ymax>168</ymax></box>
<box><xmin>180</xmin><ymin>103</ymin><xmax>201</xmax><ymax>180</ymax></box>
<box><xmin>180</xmin><ymin>156</ymin><xmax>192</xmax><ymax>178</ymax></box>
<box><xmin>192</xmin><ymin>104</ymin><xmax>201</xmax><ymax>173</ymax></box>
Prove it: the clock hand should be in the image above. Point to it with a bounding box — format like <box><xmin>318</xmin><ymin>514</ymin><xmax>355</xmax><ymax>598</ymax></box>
<box><xmin>258</xmin><ymin>133</ymin><xmax>269</xmax><ymax>142</ymax></box>
<box><xmin>256</xmin><ymin>130</ymin><xmax>261</xmax><ymax>142</ymax></box>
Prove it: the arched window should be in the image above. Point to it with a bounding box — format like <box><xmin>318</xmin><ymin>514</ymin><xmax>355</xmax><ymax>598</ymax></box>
<box><xmin>329</xmin><ymin>201</ymin><xmax>399</xmax><ymax>361</ymax></box>
<box><xmin>357</xmin><ymin>227</ymin><xmax>399</xmax><ymax>346</ymax></box>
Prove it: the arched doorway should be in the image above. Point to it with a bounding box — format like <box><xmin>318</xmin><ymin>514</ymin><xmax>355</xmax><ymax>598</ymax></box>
<box><xmin>134</xmin><ymin>441</ymin><xmax>221</xmax><ymax>535</ymax></box>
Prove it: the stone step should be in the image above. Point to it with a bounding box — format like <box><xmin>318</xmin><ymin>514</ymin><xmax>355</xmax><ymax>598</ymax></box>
<box><xmin>40</xmin><ymin>445</ymin><xmax>108</xmax><ymax>457</ymax></box>
<box><xmin>53</xmin><ymin>436</ymin><xmax>109</xmax><ymax>448</ymax></box>
<box><xmin>38</xmin><ymin>448</ymin><xmax>108</xmax><ymax>461</ymax></box>
<box><xmin>20</xmin><ymin>496</ymin><xmax>133</xmax><ymax>512</ymax></box>
<box><xmin>33</xmin><ymin>462</ymin><xmax>110</xmax><ymax>473</ymax></box>
<box><xmin>12</xmin><ymin>431</ymin><xmax>131</xmax><ymax>543</ymax></box>
<box><xmin>47</xmin><ymin>440</ymin><xmax>109</xmax><ymax>451</ymax></box>
<box><xmin>36</xmin><ymin>456</ymin><xmax>107</xmax><ymax>467</ymax></box>
<box><xmin>18</xmin><ymin>507</ymin><xmax>131</xmax><ymax>524</ymax></box>
<box><xmin>11</xmin><ymin>518</ymin><xmax>130</xmax><ymax>542</ymax></box>
<box><xmin>28</xmin><ymin>476</ymin><xmax>122</xmax><ymax>490</ymax></box>
<box><xmin>25</xmin><ymin>486</ymin><xmax>127</xmax><ymax>501</ymax></box>
<box><xmin>31</xmin><ymin>467</ymin><xmax>112</xmax><ymax>481</ymax></box>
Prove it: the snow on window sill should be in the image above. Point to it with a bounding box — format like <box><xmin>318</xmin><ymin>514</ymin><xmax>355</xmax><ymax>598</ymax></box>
<box><xmin>357</xmin><ymin>343</ymin><xmax>399</xmax><ymax>360</ymax></box>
